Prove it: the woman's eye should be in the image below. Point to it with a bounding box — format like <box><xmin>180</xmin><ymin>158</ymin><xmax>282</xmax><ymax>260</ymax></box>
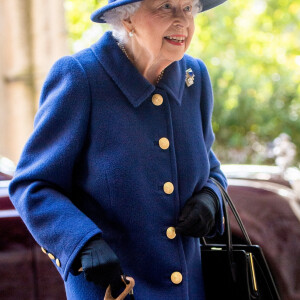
<box><xmin>184</xmin><ymin>5</ymin><xmax>192</xmax><ymax>12</ymax></box>
<box><xmin>162</xmin><ymin>3</ymin><xmax>172</xmax><ymax>9</ymax></box>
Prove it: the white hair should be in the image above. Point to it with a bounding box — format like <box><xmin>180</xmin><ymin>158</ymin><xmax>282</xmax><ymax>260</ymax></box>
<box><xmin>102</xmin><ymin>0</ymin><xmax>203</xmax><ymax>44</ymax></box>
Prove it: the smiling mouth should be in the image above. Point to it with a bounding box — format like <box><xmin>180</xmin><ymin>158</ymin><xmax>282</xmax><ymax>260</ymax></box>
<box><xmin>164</xmin><ymin>36</ymin><xmax>186</xmax><ymax>43</ymax></box>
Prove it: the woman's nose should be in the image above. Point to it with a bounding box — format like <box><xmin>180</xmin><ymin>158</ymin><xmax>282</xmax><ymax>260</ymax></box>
<box><xmin>172</xmin><ymin>8</ymin><xmax>189</xmax><ymax>28</ymax></box>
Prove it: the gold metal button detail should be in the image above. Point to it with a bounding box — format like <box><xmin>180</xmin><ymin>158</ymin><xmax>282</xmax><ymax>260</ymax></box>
<box><xmin>41</xmin><ymin>247</ymin><xmax>47</xmax><ymax>254</ymax></box>
<box><xmin>152</xmin><ymin>94</ymin><xmax>163</xmax><ymax>106</ymax></box>
<box><xmin>56</xmin><ymin>258</ymin><xmax>61</xmax><ymax>267</ymax></box>
<box><xmin>48</xmin><ymin>253</ymin><xmax>55</xmax><ymax>260</ymax></box>
<box><xmin>159</xmin><ymin>138</ymin><xmax>170</xmax><ymax>150</ymax></box>
<box><xmin>163</xmin><ymin>182</ymin><xmax>174</xmax><ymax>194</ymax></box>
<box><xmin>166</xmin><ymin>227</ymin><xmax>176</xmax><ymax>239</ymax></box>
<box><xmin>171</xmin><ymin>272</ymin><xmax>183</xmax><ymax>284</ymax></box>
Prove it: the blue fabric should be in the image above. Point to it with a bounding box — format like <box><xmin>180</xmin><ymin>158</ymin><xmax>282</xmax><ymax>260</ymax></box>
<box><xmin>9</xmin><ymin>31</ymin><xmax>227</xmax><ymax>300</ymax></box>
<box><xmin>91</xmin><ymin>0</ymin><xmax>228</xmax><ymax>23</ymax></box>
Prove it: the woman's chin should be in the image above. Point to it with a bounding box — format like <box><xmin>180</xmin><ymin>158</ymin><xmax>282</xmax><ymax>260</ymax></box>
<box><xmin>163</xmin><ymin>51</ymin><xmax>185</xmax><ymax>63</ymax></box>
<box><xmin>162</xmin><ymin>43</ymin><xmax>186</xmax><ymax>61</ymax></box>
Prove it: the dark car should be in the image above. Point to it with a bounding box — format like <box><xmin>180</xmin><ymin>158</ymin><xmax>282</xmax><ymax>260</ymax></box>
<box><xmin>1</xmin><ymin>157</ymin><xmax>300</xmax><ymax>300</ymax></box>
<box><xmin>0</xmin><ymin>156</ymin><xmax>66</xmax><ymax>299</ymax></box>
<box><xmin>222</xmin><ymin>164</ymin><xmax>300</xmax><ymax>300</ymax></box>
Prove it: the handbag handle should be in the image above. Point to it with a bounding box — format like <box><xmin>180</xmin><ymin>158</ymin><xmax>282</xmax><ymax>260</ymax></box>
<box><xmin>201</xmin><ymin>178</ymin><xmax>253</xmax><ymax>281</ymax></box>
<box><xmin>207</xmin><ymin>177</ymin><xmax>252</xmax><ymax>246</ymax></box>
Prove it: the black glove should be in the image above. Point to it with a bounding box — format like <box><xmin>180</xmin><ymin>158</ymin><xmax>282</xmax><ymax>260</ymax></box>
<box><xmin>74</xmin><ymin>235</ymin><xmax>126</xmax><ymax>298</ymax></box>
<box><xmin>176</xmin><ymin>188</ymin><xmax>219</xmax><ymax>237</ymax></box>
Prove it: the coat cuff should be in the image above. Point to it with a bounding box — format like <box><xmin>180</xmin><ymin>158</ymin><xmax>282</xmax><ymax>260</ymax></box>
<box><xmin>60</xmin><ymin>228</ymin><xmax>102</xmax><ymax>281</ymax></box>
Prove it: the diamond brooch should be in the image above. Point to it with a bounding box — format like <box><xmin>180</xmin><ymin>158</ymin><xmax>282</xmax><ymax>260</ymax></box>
<box><xmin>185</xmin><ymin>68</ymin><xmax>195</xmax><ymax>87</ymax></box>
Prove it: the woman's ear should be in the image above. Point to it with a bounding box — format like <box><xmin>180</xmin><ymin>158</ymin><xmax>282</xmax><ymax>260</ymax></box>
<box><xmin>121</xmin><ymin>17</ymin><xmax>133</xmax><ymax>34</ymax></box>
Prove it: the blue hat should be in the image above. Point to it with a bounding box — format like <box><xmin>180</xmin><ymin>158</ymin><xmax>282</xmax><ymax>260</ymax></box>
<box><xmin>91</xmin><ymin>0</ymin><xmax>227</xmax><ymax>23</ymax></box>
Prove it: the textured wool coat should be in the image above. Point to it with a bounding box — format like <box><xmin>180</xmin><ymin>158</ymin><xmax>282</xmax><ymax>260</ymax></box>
<box><xmin>9</xmin><ymin>31</ymin><xmax>227</xmax><ymax>300</ymax></box>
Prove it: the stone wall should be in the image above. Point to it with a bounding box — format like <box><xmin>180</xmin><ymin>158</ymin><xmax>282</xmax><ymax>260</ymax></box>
<box><xmin>0</xmin><ymin>0</ymin><xmax>68</xmax><ymax>163</ymax></box>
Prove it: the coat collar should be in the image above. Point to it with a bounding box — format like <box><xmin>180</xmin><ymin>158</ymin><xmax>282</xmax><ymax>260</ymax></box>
<box><xmin>91</xmin><ymin>31</ymin><xmax>187</xmax><ymax>107</ymax></box>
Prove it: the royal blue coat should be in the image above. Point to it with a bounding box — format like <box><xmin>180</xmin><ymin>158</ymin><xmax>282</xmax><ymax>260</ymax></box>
<box><xmin>9</xmin><ymin>31</ymin><xmax>227</xmax><ymax>300</ymax></box>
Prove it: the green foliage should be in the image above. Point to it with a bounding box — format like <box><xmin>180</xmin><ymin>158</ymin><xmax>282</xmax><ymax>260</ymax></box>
<box><xmin>65</xmin><ymin>0</ymin><xmax>108</xmax><ymax>50</ymax></box>
<box><xmin>65</xmin><ymin>0</ymin><xmax>300</xmax><ymax>165</ymax></box>
<box><xmin>189</xmin><ymin>0</ymin><xmax>300</xmax><ymax>164</ymax></box>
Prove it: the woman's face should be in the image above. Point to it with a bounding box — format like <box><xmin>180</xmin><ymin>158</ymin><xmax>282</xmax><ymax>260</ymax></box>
<box><xmin>127</xmin><ymin>0</ymin><xmax>195</xmax><ymax>64</ymax></box>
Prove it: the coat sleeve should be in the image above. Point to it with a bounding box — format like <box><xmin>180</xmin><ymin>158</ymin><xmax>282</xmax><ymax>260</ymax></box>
<box><xmin>198</xmin><ymin>59</ymin><xmax>228</xmax><ymax>236</ymax></box>
<box><xmin>8</xmin><ymin>56</ymin><xmax>102</xmax><ymax>281</ymax></box>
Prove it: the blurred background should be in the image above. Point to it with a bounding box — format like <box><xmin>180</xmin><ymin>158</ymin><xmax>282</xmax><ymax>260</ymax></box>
<box><xmin>0</xmin><ymin>0</ymin><xmax>299</xmax><ymax>167</ymax></box>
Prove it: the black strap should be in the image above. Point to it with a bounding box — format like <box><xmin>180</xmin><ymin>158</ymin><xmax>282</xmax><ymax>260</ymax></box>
<box><xmin>210</xmin><ymin>177</ymin><xmax>252</xmax><ymax>245</ymax></box>
<box><xmin>201</xmin><ymin>178</ymin><xmax>253</xmax><ymax>282</ymax></box>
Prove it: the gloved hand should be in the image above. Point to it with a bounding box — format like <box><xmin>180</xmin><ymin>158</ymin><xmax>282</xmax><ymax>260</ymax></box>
<box><xmin>176</xmin><ymin>188</ymin><xmax>219</xmax><ymax>238</ymax></box>
<box><xmin>74</xmin><ymin>235</ymin><xmax>126</xmax><ymax>298</ymax></box>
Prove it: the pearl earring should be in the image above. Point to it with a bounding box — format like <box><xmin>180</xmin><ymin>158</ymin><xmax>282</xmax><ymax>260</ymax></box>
<box><xmin>129</xmin><ymin>30</ymin><xmax>134</xmax><ymax>37</ymax></box>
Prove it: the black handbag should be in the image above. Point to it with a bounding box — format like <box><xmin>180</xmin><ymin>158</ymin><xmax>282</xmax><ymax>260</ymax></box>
<box><xmin>201</xmin><ymin>178</ymin><xmax>281</xmax><ymax>300</ymax></box>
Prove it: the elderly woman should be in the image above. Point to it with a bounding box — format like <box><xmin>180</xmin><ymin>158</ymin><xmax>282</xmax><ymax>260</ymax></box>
<box><xmin>9</xmin><ymin>0</ymin><xmax>228</xmax><ymax>299</ymax></box>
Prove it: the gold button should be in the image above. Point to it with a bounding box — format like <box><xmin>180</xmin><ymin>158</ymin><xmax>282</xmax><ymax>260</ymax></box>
<box><xmin>41</xmin><ymin>247</ymin><xmax>47</xmax><ymax>254</ymax></box>
<box><xmin>164</xmin><ymin>182</ymin><xmax>174</xmax><ymax>194</ymax></box>
<box><xmin>166</xmin><ymin>227</ymin><xmax>176</xmax><ymax>239</ymax></box>
<box><xmin>152</xmin><ymin>94</ymin><xmax>163</xmax><ymax>106</ymax></box>
<box><xmin>56</xmin><ymin>258</ymin><xmax>61</xmax><ymax>267</ymax></box>
<box><xmin>171</xmin><ymin>272</ymin><xmax>183</xmax><ymax>284</ymax></box>
<box><xmin>159</xmin><ymin>138</ymin><xmax>170</xmax><ymax>150</ymax></box>
<box><xmin>48</xmin><ymin>253</ymin><xmax>55</xmax><ymax>260</ymax></box>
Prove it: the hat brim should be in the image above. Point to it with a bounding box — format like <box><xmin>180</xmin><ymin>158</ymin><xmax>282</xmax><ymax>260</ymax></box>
<box><xmin>202</xmin><ymin>0</ymin><xmax>227</xmax><ymax>12</ymax></box>
<box><xmin>91</xmin><ymin>0</ymin><xmax>142</xmax><ymax>23</ymax></box>
<box><xmin>91</xmin><ymin>0</ymin><xmax>227</xmax><ymax>23</ymax></box>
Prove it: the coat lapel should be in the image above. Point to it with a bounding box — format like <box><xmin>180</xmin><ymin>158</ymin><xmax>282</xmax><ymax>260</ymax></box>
<box><xmin>91</xmin><ymin>31</ymin><xmax>186</xmax><ymax>107</ymax></box>
<box><xmin>157</xmin><ymin>59</ymin><xmax>186</xmax><ymax>106</ymax></box>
